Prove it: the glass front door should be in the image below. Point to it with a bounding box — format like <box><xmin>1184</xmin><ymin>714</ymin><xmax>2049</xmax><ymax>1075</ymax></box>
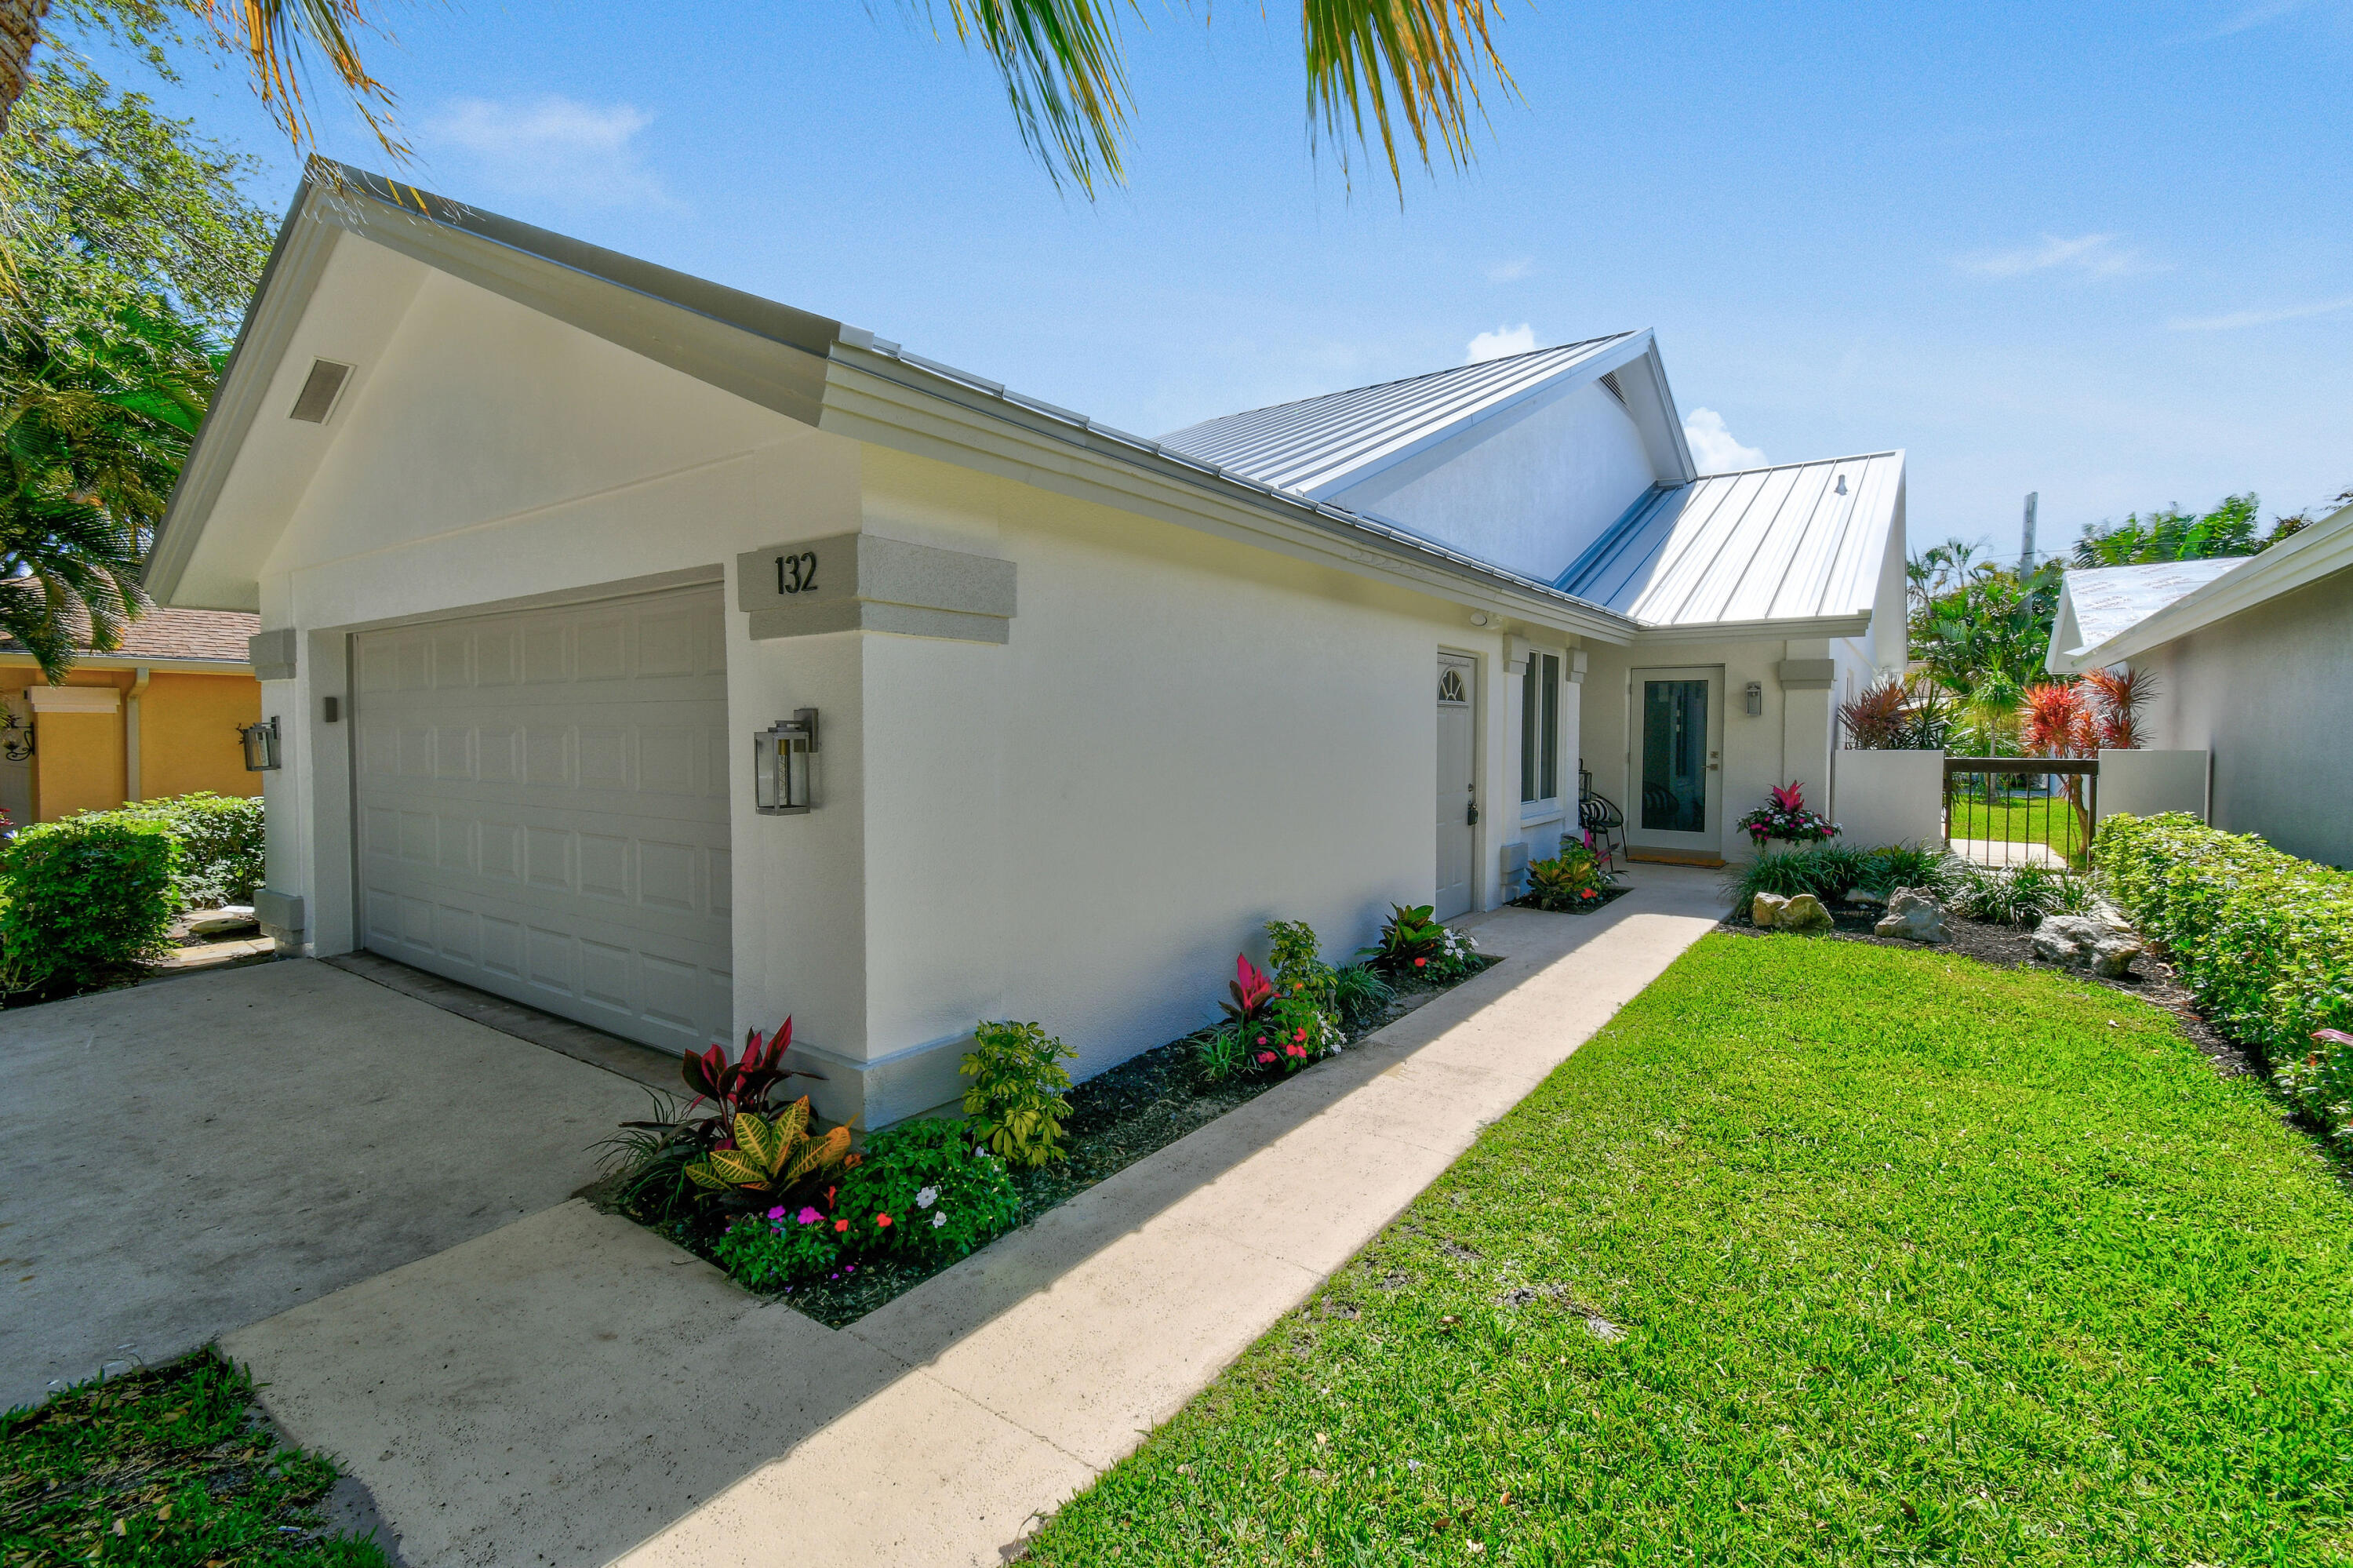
<box><xmin>1628</xmin><ymin>667</ymin><xmax>1722</xmax><ymax>853</ymax></box>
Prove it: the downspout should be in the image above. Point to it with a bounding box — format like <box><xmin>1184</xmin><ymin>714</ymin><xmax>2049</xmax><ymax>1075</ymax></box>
<box><xmin>125</xmin><ymin>666</ymin><xmax>151</xmax><ymax>802</ymax></box>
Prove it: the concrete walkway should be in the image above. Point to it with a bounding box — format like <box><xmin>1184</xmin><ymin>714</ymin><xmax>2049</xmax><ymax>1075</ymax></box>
<box><xmin>0</xmin><ymin>961</ymin><xmax>649</xmax><ymax>1411</ymax></box>
<box><xmin>225</xmin><ymin>868</ymin><xmax>1727</xmax><ymax>1566</ymax></box>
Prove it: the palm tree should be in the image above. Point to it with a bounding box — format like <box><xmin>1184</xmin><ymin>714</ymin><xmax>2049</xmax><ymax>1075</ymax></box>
<box><xmin>0</xmin><ymin>291</ymin><xmax>215</xmax><ymax>678</ymax></box>
<box><xmin>0</xmin><ymin>0</ymin><xmax>1512</xmax><ymax>196</ymax></box>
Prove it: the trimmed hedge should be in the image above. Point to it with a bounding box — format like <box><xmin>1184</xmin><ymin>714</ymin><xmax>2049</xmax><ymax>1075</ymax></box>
<box><xmin>0</xmin><ymin>815</ymin><xmax>179</xmax><ymax>985</ymax></box>
<box><xmin>2095</xmin><ymin>812</ymin><xmax>2353</xmax><ymax>1146</ymax></box>
<box><xmin>111</xmin><ymin>791</ymin><xmax>265</xmax><ymax>910</ymax></box>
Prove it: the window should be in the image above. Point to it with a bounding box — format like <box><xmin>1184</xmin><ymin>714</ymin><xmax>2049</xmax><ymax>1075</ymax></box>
<box><xmin>1519</xmin><ymin>651</ymin><xmax>1560</xmax><ymax>805</ymax></box>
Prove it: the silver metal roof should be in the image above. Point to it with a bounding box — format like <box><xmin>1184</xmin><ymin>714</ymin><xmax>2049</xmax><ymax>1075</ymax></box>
<box><xmin>1157</xmin><ymin>333</ymin><xmax>1638</xmax><ymax>498</ymax></box>
<box><xmin>2050</xmin><ymin>558</ymin><xmax>2244</xmax><ymax>662</ymax></box>
<box><xmin>1558</xmin><ymin>452</ymin><xmax>1904</xmax><ymax>627</ymax></box>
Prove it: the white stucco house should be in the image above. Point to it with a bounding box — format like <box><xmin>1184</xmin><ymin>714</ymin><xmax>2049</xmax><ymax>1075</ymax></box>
<box><xmin>149</xmin><ymin>163</ymin><xmax>1909</xmax><ymax>1125</ymax></box>
<box><xmin>2047</xmin><ymin>497</ymin><xmax>2353</xmax><ymax>869</ymax></box>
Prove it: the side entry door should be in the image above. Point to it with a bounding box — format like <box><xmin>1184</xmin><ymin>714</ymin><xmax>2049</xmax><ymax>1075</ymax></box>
<box><xmin>1435</xmin><ymin>653</ymin><xmax>1477</xmax><ymax>919</ymax></box>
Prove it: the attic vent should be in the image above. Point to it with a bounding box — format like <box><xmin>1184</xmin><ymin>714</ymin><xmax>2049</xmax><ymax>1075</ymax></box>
<box><xmin>1598</xmin><ymin>370</ymin><xmax>1629</xmax><ymax>408</ymax></box>
<box><xmin>289</xmin><ymin>359</ymin><xmax>353</xmax><ymax>424</ymax></box>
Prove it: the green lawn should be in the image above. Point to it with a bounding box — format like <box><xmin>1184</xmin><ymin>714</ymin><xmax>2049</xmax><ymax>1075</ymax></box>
<box><xmin>2</xmin><ymin>1349</ymin><xmax>388</xmax><ymax>1566</ymax></box>
<box><xmin>1946</xmin><ymin>793</ymin><xmax>2088</xmax><ymax>860</ymax></box>
<box><xmin>1026</xmin><ymin>936</ymin><xmax>2353</xmax><ymax>1566</ymax></box>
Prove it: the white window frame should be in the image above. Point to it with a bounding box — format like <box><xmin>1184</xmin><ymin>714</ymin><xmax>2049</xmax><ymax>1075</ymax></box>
<box><xmin>1518</xmin><ymin>648</ymin><xmax>1563</xmax><ymax>825</ymax></box>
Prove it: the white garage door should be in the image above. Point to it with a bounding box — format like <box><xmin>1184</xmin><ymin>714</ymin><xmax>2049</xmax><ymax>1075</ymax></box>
<box><xmin>353</xmin><ymin>584</ymin><xmax>733</xmax><ymax>1054</ymax></box>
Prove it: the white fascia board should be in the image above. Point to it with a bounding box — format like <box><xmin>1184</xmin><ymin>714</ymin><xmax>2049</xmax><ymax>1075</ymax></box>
<box><xmin>1619</xmin><ymin>337</ymin><xmax>1697</xmax><ymax>484</ymax></box>
<box><xmin>1627</xmin><ymin>612</ymin><xmax>1874</xmax><ymax>648</ymax></box>
<box><xmin>1296</xmin><ymin>330</ymin><xmax>1661</xmax><ymax>504</ymax></box>
<box><xmin>820</xmin><ymin>349</ymin><xmax>1638</xmax><ymax>644</ymax></box>
<box><xmin>2053</xmin><ymin>500</ymin><xmax>2353</xmax><ymax>673</ymax></box>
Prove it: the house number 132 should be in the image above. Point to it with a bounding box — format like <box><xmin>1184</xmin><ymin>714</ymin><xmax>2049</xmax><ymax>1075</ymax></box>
<box><xmin>775</xmin><ymin>551</ymin><xmax>819</xmax><ymax>595</ymax></box>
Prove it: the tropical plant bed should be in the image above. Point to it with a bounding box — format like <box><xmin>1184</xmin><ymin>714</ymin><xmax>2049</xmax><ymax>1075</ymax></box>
<box><xmin>589</xmin><ymin>957</ymin><xmax>1500</xmax><ymax>1329</ymax></box>
<box><xmin>2</xmin><ymin>1348</ymin><xmax>391</xmax><ymax>1566</ymax></box>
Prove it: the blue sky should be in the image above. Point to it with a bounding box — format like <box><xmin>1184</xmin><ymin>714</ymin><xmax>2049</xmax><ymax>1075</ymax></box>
<box><xmin>66</xmin><ymin>0</ymin><xmax>2353</xmax><ymax>559</ymax></box>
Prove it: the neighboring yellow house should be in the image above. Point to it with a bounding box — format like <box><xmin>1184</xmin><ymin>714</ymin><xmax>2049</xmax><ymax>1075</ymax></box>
<box><xmin>0</xmin><ymin>608</ymin><xmax>263</xmax><ymax>827</ymax></box>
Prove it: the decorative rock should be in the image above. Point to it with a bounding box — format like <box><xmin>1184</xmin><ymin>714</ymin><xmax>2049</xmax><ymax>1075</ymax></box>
<box><xmin>1872</xmin><ymin>886</ymin><xmax>1949</xmax><ymax>944</ymax></box>
<box><xmin>1751</xmin><ymin>893</ymin><xmax>1789</xmax><ymax>928</ymax></box>
<box><xmin>184</xmin><ymin>906</ymin><xmax>260</xmax><ymax>937</ymax></box>
<box><xmin>2031</xmin><ymin>914</ymin><xmax>2143</xmax><ymax>978</ymax></box>
<box><xmin>1778</xmin><ymin>893</ymin><xmax>1834</xmax><ymax>933</ymax></box>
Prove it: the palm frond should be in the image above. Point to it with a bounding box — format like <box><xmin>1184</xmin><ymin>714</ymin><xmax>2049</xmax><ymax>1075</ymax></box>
<box><xmin>924</xmin><ymin>0</ymin><xmax>1135</xmax><ymax>197</ymax></box>
<box><xmin>187</xmin><ymin>0</ymin><xmax>409</xmax><ymax>162</ymax></box>
<box><xmin>1301</xmin><ymin>0</ymin><xmax>1516</xmax><ymax>191</ymax></box>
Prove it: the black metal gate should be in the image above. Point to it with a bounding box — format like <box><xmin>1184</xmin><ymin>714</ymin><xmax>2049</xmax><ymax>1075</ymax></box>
<box><xmin>1942</xmin><ymin>757</ymin><xmax>2099</xmax><ymax>868</ymax></box>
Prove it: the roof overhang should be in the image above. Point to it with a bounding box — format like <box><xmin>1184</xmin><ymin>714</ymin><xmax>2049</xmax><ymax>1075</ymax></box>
<box><xmin>2046</xmin><ymin>500</ymin><xmax>2353</xmax><ymax>674</ymax></box>
<box><xmin>0</xmin><ymin>653</ymin><xmax>253</xmax><ymax>675</ymax></box>
<box><xmin>148</xmin><ymin>162</ymin><xmax>1638</xmax><ymax>642</ymax></box>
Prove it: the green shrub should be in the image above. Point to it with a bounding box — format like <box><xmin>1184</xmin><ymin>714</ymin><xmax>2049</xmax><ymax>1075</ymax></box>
<box><xmin>1524</xmin><ymin>844</ymin><xmax>1617</xmax><ymax>911</ymax></box>
<box><xmin>111</xmin><ymin>791</ymin><xmax>264</xmax><ymax>910</ymax></box>
<box><xmin>2097</xmin><ymin>813</ymin><xmax>2353</xmax><ymax>1146</ymax></box>
<box><xmin>961</xmin><ymin>1020</ymin><xmax>1076</xmax><ymax>1167</ymax></box>
<box><xmin>1360</xmin><ymin>904</ymin><xmax>1482</xmax><ymax>981</ymax></box>
<box><xmin>1944</xmin><ymin>860</ymin><xmax>2093</xmax><ymax>926</ymax></box>
<box><xmin>0</xmin><ymin>815</ymin><xmax>177</xmax><ymax>984</ymax></box>
<box><xmin>834</xmin><ymin>1117</ymin><xmax>1022</xmax><ymax>1263</ymax></box>
<box><xmin>711</xmin><ymin>1204</ymin><xmax>845</xmax><ymax>1290</ymax></box>
<box><xmin>1331</xmin><ymin>962</ymin><xmax>1394</xmax><ymax>1030</ymax></box>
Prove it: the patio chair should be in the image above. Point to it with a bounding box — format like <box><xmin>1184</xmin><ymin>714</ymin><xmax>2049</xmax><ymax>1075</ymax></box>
<box><xmin>1578</xmin><ymin>788</ymin><xmax>1626</xmax><ymax>871</ymax></box>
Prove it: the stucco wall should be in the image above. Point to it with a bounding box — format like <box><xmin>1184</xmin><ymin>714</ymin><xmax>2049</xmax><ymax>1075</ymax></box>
<box><xmin>853</xmin><ymin>446</ymin><xmax>1504</xmax><ymax>1083</ymax></box>
<box><xmin>136</xmin><ymin>673</ymin><xmax>262</xmax><ymax>802</ymax></box>
<box><xmin>2142</xmin><ymin>566</ymin><xmax>2353</xmax><ymax>868</ymax></box>
<box><xmin>1326</xmin><ymin>383</ymin><xmax>1658</xmax><ymax>584</ymax></box>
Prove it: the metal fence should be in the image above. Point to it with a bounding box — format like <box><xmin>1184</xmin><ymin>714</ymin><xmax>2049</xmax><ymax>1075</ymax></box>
<box><xmin>1942</xmin><ymin>757</ymin><xmax>2099</xmax><ymax>869</ymax></box>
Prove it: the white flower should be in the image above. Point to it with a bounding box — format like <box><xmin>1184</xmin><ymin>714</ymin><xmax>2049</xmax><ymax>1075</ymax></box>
<box><xmin>930</xmin><ymin>1211</ymin><xmax>947</xmax><ymax>1228</ymax></box>
<box><xmin>915</xmin><ymin>1186</ymin><xmax>938</xmax><ymax>1210</ymax></box>
<box><xmin>1407</xmin><ymin>1458</ymin><xmax>1423</xmax><ymax>1472</ymax></box>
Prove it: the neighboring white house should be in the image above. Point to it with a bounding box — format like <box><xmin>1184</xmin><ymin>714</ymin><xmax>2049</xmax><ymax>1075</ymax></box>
<box><xmin>147</xmin><ymin>163</ymin><xmax>1909</xmax><ymax>1126</ymax></box>
<box><xmin>2047</xmin><ymin>498</ymin><xmax>2353</xmax><ymax>870</ymax></box>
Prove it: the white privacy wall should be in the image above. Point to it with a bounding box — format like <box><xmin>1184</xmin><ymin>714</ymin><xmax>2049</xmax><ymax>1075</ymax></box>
<box><xmin>1831</xmin><ymin>749</ymin><xmax>1945</xmax><ymax>849</ymax></box>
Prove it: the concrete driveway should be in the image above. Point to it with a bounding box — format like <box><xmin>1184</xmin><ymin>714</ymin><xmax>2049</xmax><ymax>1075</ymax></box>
<box><xmin>0</xmin><ymin>959</ymin><xmax>651</xmax><ymax>1411</ymax></box>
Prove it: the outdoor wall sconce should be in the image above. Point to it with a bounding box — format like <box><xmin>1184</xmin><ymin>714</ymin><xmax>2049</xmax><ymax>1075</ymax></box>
<box><xmin>239</xmin><ymin>715</ymin><xmax>282</xmax><ymax>772</ymax></box>
<box><xmin>1744</xmin><ymin>681</ymin><xmax>1765</xmax><ymax>717</ymax></box>
<box><xmin>754</xmin><ymin>708</ymin><xmax>820</xmax><ymax>814</ymax></box>
<box><xmin>0</xmin><ymin>709</ymin><xmax>31</xmax><ymax>762</ymax></box>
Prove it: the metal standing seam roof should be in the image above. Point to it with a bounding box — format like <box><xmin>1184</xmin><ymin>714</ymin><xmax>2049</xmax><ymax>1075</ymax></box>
<box><xmin>2052</xmin><ymin>558</ymin><xmax>2246</xmax><ymax>660</ymax></box>
<box><xmin>1558</xmin><ymin>452</ymin><xmax>1904</xmax><ymax>627</ymax></box>
<box><xmin>1156</xmin><ymin>333</ymin><xmax>1638</xmax><ymax>497</ymax></box>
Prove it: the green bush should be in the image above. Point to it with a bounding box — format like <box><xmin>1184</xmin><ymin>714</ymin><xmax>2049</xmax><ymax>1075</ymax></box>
<box><xmin>2097</xmin><ymin>813</ymin><xmax>2353</xmax><ymax>1146</ymax></box>
<box><xmin>111</xmin><ymin>791</ymin><xmax>264</xmax><ymax>910</ymax></box>
<box><xmin>0</xmin><ymin>814</ymin><xmax>178</xmax><ymax>984</ymax></box>
<box><xmin>834</xmin><ymin>1117</ymin><xmax>1022</xmax><ymax>1263</ymax></box>
<box><xmin>1944</xmin><ymin>859</ymin><xmax>2093</xmax><ymax>926</ymax></box>
<box><xmin>961</xmin><ymin>1020</ymin><xmax>1076</xmax><ymax>1167</ymax></box>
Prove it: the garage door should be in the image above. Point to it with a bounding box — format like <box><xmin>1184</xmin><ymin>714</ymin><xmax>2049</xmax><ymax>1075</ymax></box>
<box><xmin>353</xmin><ymin>584</ymin><xmax>733</xmax><ymax>1053</ymax></box>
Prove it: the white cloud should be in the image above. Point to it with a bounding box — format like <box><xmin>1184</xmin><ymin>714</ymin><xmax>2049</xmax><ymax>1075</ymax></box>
<box><xmin>2167</xmin><ymin>294</ymin><xmax>2353</xmax><ymax>331</ymax></box>
<box><xmin>1465</xmin><ymin>323</ymin><xmax>1537</xmax><ymax>363</ymax></box>
<box><xmin>1957</xmin><ymin>234</ymin><xmax>2154</xmax><ymax>279</ymax></box>
<box><xmin>1682</xmin><ymin>408</ymin><xmax>1766</xmax><ymax>474</ymax></box>
<box><xmin>422</xmin><ymin>96</ymin><xmax>667</xmax><ymax>208</ymax></box>
<box><xmin>1486</xmin><ymin>257</ymin><xmax>1536</xmax><ymax>283</ymax></box>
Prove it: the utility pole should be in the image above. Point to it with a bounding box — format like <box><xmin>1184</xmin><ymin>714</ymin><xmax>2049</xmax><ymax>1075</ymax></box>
<box><xmin>2020</xmin><ymin>492</ymin><xmax>2038</xmax><ymax>574</ymax></box>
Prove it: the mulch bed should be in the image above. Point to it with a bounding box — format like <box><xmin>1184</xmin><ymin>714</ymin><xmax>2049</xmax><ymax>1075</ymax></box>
<box><xmin>1718</xmin><ymin>898</ymin><xmax>2257</xmax><ymax>1079</ymax></box>
<box><xmin>595</xmin><ymin>959</ymin><xmax>1501</xmax><ymax>1329</ymax></box>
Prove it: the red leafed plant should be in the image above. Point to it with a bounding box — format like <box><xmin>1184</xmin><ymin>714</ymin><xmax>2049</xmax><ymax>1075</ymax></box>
<box><xmin>2080</xmin><ymin>664</ymin><xmax>2160</xmax><ymax>749</ymax></box>
<box><xmin>1735</xmin><ymin>780</ymin><xmax>1838</xmax><ymax>847</ymax></box>
<box><xmin>1221</xmin><ymin>954</ymin><xmax>1277</xmax><ymax>1023</ymax></box>
<box><xmin>2020</xmin><ymin>682</ymin><xmax>2096</xmax><ymax>759</ymax></box>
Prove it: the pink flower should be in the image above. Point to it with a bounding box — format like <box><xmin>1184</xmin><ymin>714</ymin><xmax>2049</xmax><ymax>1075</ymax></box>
<box><xmin>1414</xmin><ymin>957</ymin><xmax>1427</xmax><ymax>968</ymax></box>
<box><xmin>767</xmin><ymin>1206</ymin><xmax>788</xmax><ymax>1221</ymax></box>
<box><xmin>796</xmin><ymin>1206</ymin><xmax>820</xmax><ymax>1225</ymax></box>
<box><xmin>1257</xmin><ymin>1051</ymin><xmax>1277</xmax><ymax>1064</ymax></box>
<box><xmin>1256</xmin><ymin>1035</ymin><xmax>1267</xmax><ymax>1045</ymax></box>
<box><xmin>1293</xmin><ymin>1028</ymin><xmax>1307</xmax><ymax>1042</ymax></box>
<box><xmin>877</xmin><ymin>1213</ymin><xmax>893</xmax><ymax>1228</ymax></box>
<box><xmin>1286</xmin><ymin>1044</ymin><xmax>1306</xmax><ymax>1058</ymax></box>
<box><xmin>834</xmin><ymin>1218</ymin><xmax>849</xmax><ymax>1232</ymax></box>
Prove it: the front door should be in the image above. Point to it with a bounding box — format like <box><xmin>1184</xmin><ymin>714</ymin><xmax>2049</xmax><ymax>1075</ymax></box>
<box><xmin>1435</xmin><ymin>653</ymin><xmax>1476</xmax><ymax>920</ymax></box>
<box><xmin>1627</xmin><ymin>666</ymin><xmax>1722</xmax><ymax>858</ymax></box>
